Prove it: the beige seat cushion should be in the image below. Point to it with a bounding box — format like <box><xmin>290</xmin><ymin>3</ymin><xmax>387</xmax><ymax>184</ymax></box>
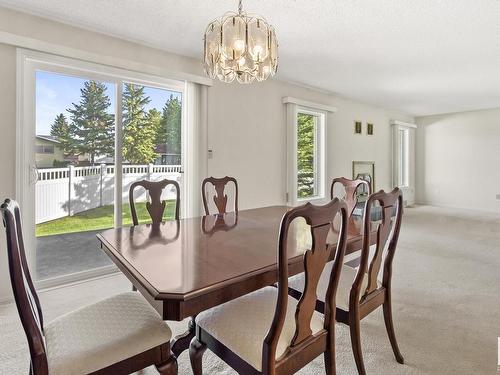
<box><xmin>289</xmin><ymin>262</ymin><xmax>380</xmax><ymax>311</ymax></box>
<box><xmin>45</xmin><ymin>292</ymin><xmax>172</xmax><ymax>375</ymax></box>
<box><xmin>195</xmin><ymin>286</ymin><xmax>324</xmax><ymax>372</ymax></box>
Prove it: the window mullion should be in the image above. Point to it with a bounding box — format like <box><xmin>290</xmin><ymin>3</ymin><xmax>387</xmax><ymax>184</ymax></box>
<box><xmin>114</xmin><ymin>80</ymin><xmax>123</xmax><ymax>228</ymax></box>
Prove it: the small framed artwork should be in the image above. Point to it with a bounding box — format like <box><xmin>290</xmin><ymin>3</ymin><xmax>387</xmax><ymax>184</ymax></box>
<box><xmin>367</xmin><ymin>122</ymin><xmax>374</xmax><ymax>135</ymax></box>
<box><xmin>352</xmin><ymin>160</ymin><xmax>375</xmax><ymax>199</ymax></box>
<box><xmin>354</xmin><ymin>121</ymin><xmax>362</xmax><ymax>134</ymax></box>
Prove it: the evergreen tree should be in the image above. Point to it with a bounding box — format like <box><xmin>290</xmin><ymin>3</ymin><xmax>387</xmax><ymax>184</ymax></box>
<box><xmin>67</xmin><ymin>81</ymin><xmax>114</xmax><ymax>164</ymax></box>
<box><xmin>297</xmin><ymin>113</ymin><xmax>315</xmax><ymax>197</ymax></box>
<box><xmin>122</xmin><ymin>83</ymin><xmax>158</xmax><ymax>164</ymax></box>
<box><xmin>157</xmin><ymin>95</ymin><xmax>182</xmax><ymax>155</ymax></box>
<box><xmin>50</xmin><ymin>113</ymin><xmax>71</xmax><ymax>154</ymax></box>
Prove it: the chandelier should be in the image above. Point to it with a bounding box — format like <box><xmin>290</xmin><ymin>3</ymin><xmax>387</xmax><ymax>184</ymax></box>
<box><xmin>203</xmin><ymin>0</ymin><xmax>278</xmax><ymax>83</ymax></box>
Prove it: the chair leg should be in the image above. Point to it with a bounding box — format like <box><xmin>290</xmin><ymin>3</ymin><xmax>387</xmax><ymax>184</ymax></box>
<box><xmin>383</xmin><ymin>292</ymin><xmax>404</xmax><ymax>364</ymax></box>
<box><xmin>189</xmin><ymin>337</ymin><xmax>207</xmax><ymax>375</ymax></box>
<box><xmin>155</xmin><ymin>355</ymin><xmax>177</xmax><ymax>375</ymax></box>
<box><xmin>349</xmin><ymin>313</ymin><xmax>367</xmax><ymax>375</ymax></box>
<box><xmin>324</xmin><ymin>340</ymin><xmax>336</xmax><ymax>375</ymax></box>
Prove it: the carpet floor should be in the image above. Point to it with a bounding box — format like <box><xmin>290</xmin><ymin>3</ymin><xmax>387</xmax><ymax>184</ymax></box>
<box><xmin>1</xmin><ymin>205</ymin><xmax>499</xmax><ymax>374</ymax></box>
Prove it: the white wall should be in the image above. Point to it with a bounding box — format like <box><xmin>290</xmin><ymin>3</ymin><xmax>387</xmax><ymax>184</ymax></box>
<box><xmin>416</xmin><ymin>108</ymin><xmax>500</xmax><ymax>212</ymax></box>
<box><xmin>0</xmin><ymin>6</ymin><xmax>413</xmax><ymax>301</ymax></box>
<box><xmin>207</xmin><ymin>81</ymin><xmax>414</xmax><ymax>209</ymax></box>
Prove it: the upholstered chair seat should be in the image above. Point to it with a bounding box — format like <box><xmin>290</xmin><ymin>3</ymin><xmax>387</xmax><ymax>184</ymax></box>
<box><xmin>195</xmin><ymin>286</ymin><xmax>324</xmax><ymax>372</ymax></box>
<box><xmin>45</xmin><ymin>292</ymin><xmax>172</xmax><ymax>375</ymax></box>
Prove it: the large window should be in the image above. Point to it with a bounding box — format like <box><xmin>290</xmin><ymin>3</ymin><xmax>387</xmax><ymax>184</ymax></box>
<box><xmin>392</xmin><ymin>120</ymin><xmax>416</xmax><ymax>206</ymax></box>
<box><xmin>397</xmin><ymin>128</ymin><xmax>409</xmax><ymax>187</ymax></box>
<box><xmin>285</xmin><ymin>98</ymin><xmax>333</xmax><ymax>206</ymax></box>
<box><xmin>297</xmin><ymin>112</ymin><xmax>319</xmax><ymax>198</ymax></box>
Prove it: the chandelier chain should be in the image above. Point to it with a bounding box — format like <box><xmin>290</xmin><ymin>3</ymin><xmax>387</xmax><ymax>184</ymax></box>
<box><xmin>238</xmin><ymin>0</ymin><xmax>243</xmax><ymax>14</ymax></box>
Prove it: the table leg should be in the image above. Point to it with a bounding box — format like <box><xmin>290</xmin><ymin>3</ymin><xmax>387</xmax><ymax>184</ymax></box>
<box><xmin>171</xmin><ymin>316</ymin><xmax>196</xmax><ymax>357</ymax></box>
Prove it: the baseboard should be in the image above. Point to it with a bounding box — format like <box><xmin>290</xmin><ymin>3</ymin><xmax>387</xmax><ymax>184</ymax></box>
<box><xmin>36</xmin><ymin>265</ymin><xmax>119</xmax><ymax>292</ymax></box>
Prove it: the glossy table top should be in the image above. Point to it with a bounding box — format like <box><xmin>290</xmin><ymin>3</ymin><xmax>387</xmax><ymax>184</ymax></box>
<box><xmin>97</xmin><ymin>206</ymin><xmax>366</xmax><ymax>301</ymax></box>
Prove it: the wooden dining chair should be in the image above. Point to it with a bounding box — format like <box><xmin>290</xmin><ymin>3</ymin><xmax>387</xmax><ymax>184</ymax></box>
<box><xmin>290</xmin><ymin>188</ymin><xmax>404</xmax><ymax>375</ymax></box>
<box><xmin>129</xmin><ymin>178</ymin><xmax>180</xmax><ymax>225</ymax></box>
<box><xmin>189</xmin><ymin>198</ymin><xmax>349</xmax><ymax>375</ymax></box>
<box><xmin>331</xmin><ymin>177</ymin><xmax>372</xmax><ymax>217</ymax></box>
<box><xmin>1</xmin><ymin>199</ymin><xmax>177</xmax><ymax>375</ymax></box>
<box><xmin>201</xmin><ymin>176</ymin><xmax>238</xmax><ymax>215</ymax></box>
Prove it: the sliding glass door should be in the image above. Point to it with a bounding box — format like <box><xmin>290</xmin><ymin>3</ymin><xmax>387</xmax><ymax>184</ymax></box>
<box><xmin>20</xmin><ymin>51</ymin><xmax>186</xmax><ymax>286</ymax></box>
<box><xmin>35</xmin><ymin>72</ymin><xmax>117</xmax><ymax>281</ymax></box>
<box><xmin>120</xmin><ymin>82</ymin><xmax>183</xmax><ymax>225</ymax></box>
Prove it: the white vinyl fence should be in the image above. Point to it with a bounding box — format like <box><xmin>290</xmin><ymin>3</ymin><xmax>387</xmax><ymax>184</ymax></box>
<box><xmin>36</xmin><ymin>164</ymin><xmax>182</xmax><ymax>224</ymax></box>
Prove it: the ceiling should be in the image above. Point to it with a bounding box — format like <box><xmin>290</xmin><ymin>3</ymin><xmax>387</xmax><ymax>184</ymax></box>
<box><xmin>1</xmin><ymin>0</ymin><xmax>499</xmax><ymax>116</ymax></box>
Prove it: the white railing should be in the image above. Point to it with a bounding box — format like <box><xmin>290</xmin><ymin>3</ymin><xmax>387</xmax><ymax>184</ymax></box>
<box><xmin>36</xmin><ymin>164</ymin><xmax>182</xmax><ymax>224</ymax></box>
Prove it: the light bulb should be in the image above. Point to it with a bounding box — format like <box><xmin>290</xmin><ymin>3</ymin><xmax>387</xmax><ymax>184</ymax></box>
<box><xmin>253</xmin><ymin>45</ymin><xmax>264</xmax><ymax>56</ymax></box>
<box><xmin>238</xmin><ymin>57</ymin><xmax>246</xmax><ymax>65</ymax></box>
<box><xmin>234</xmin><ymin>39</ymin><xmax>245</xmax><ymax>51</ymax></box>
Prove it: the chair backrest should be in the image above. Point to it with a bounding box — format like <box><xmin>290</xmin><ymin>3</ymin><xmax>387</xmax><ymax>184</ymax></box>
<box><xmin>331</xmin><ymin>177</ymin><xmax>372</xmax><ymax>216</ymax></box>
<box><xmin>263</xmin><ymin>199</ymin><xmax>348</xmax><ymax>373</ymax></box>
<box><xmin>1</xmin><ymin>199</ymin><xmax>48</xmax><ymax>373</ymax></box>
<box><xmin>355</xmin><ymin>188</ymin><xmax>403</xmax><ymax>301</ymax></box>
<box><xmin>129</xmin><ymin>179</ymin><xmax>180</xmax><ymax>225</ymax></box>
<box><xmin>201</xmin><ymin>176</ymin><xmax>238</xmax><ymax>215</ymax></box>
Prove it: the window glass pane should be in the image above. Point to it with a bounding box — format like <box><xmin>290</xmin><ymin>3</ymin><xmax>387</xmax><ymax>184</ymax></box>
<box><xmin>398</xmin><ymin>129</ymin><xmax>408</xmax><ymax>187</ymax></box>
<box><xmin>121</xmin><ymin>83</ymin><xmax>183</xmax><ymax>224</ymax></box>
<box><xmin>297</xmin><ymin>112</ymin><xmax>317</xmax><ymax>199</ymax></box>
<box><xmin>35</xmin><ymin>71</ymin><xmax>116</xmax><ymax>281</ymax></box>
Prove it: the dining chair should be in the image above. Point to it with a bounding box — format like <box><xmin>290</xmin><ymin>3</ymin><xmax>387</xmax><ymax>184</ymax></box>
<box><xmin>1</xmin><ymin>199</ymin><xmax>178</xmax><ymax>375</ymax></box>
<box><xmin>290</xmin><ymin>188</ymin><xmax>404</xmax><ymax>375</ymax></box>
<box><xmin>189</xmin><ymin>198</ymin><xmax>349</xmax><ymax>375</ymax></box>
<box><xmin>201</xmin><ymin>176</ymin><xmax>238</xmax><ymax>215</ymax></box>
<box><xmin>129</xmin><ymin>178</ymin><xmax>180</xmax><ymax>225</ymax></box>
<box><xmin>330</xmin><ymin>177</ymin><xmax>372</xmax><ymax>217</ymax></box>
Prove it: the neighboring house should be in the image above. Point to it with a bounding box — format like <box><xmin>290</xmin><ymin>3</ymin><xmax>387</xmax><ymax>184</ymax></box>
<box><xmin>35</xmin><ymin>135</ymin><xmax>65</xmax><ymax>168</ymax></box>
<box><xmin>154</xmin><ymin>144</ymin><xmax>181</xmax><ymax>165</ymax></box>
<box><xmin>36</xmin><ymin>135</ymin><xmax>93</xmax><ymax>167</ymax></box>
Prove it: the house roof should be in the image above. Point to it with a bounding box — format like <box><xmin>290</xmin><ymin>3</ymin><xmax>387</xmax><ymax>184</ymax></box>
<box><xmin>36</xmin><ymin>135</ymin><xmax>60</xmax><ymax>144</ymax></box>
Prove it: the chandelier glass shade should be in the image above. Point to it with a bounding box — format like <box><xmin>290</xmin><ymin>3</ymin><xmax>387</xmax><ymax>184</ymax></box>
<box><xmin>203</xmin><ymin>0</ymin><xmax>278</xmax><ymax>83</ymax></box>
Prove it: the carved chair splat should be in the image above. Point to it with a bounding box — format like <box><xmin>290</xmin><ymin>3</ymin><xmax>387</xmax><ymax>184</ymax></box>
<box><xmin>331</xmin><ymin>177</ymin><xmax>372</xmax><ymax>216</ymax></box>
<box><xmin>129</xmin><ymin>178</ymin><xmax>180</xmax><ymax>225</ymax></box>
<box><xmin>202</xmin><ymin>176</ymin><xmax>238</xmax><ymax>215</ymax></box>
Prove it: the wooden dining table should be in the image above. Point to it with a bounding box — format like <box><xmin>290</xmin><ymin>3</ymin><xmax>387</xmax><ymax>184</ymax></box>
<box><xmin>97</xmin><ymin>205</ymin><xmax>374</xmax><ymax>357</ymax></box>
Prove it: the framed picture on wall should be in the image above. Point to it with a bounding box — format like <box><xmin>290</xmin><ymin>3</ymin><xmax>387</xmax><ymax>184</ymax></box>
<box><xmin>352</xmin><ymin>160</ymin><xmax>375</xmax><ymax>199</ymax></box>
<box><xmin>367</xmin><ymin>122</ymin><xmax>374</xmax><ymax>135</ymax></box>
<box><xmin>354</xmin><ymin>121</ymin><xmax>362</xmax><ymax>134</ymax></box>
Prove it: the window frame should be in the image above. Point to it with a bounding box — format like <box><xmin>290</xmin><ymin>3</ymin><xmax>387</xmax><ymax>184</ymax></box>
<box><xmin>285</xmin><ymin>99</ymin><xmax>333</xmax><ymax>206</ymax></box>
<box><xmin>36</xmin><ymin>144</ymin><xmax>55</xmax><ymax>154</ymax></box>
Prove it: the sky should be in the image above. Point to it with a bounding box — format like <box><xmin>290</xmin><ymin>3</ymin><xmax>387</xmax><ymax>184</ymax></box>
<box><xmin>36</xmin><ymin>71</ymin><xmax>182</xmax><ymax>135</ymax></box>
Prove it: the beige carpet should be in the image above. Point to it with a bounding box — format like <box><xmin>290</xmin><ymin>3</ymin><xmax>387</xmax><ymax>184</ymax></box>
<box><xmin>1</xmin><ymin>205</ymin><xmax>499</xmax><ymax>374</ymax></box>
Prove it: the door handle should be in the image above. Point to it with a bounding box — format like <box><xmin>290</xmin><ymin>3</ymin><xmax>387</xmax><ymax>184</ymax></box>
<box><xmin>30</xmin><ymin>165</ymin><xmax>39</xmax><ymax>185</ymax></box>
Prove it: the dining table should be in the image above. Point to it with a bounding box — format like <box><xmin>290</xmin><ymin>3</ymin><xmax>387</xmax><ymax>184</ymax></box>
<box><xmin>96</xmin><ymin>205</ymin><xmax>375</xmax><ymax>357</ymax></box>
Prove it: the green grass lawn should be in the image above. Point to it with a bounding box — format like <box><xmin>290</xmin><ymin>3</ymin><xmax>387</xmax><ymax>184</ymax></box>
<box><xmin>36</xmin><ymin>201</ymin><xmax>176</xmax><ymax>237</ymax></box>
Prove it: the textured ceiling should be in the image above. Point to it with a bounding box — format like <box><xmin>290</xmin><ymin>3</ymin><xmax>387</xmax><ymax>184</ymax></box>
<box><xmin>1</xmin><ymin>0</ymin><xmax>499</xmax><ymax>116</ymax></box>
